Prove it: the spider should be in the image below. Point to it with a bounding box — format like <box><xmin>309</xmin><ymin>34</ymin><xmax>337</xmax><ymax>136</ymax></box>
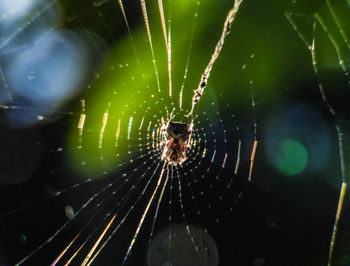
<box><xmin>160</xmin><ymin>119</ymin><xmax>193</xmax><ymax>165</ymax></box>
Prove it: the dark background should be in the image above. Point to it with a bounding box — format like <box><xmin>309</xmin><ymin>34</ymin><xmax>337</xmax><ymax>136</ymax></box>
<box><xmin>1</xmin><ymin>0</ymin><xmax>350</xmax><ymax>265</ymax></box>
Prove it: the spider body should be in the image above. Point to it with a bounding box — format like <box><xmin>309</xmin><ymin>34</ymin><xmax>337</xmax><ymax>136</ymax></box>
<box><xmin>160</xmin><ymin>120</ymin><xmax>192</xmax><ymax>165</ymax></box>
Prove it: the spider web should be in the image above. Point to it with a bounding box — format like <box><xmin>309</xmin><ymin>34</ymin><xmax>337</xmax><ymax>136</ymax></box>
<box><xmin>0</xmin><ymin>0</ymin><xmax>349</xmax><ymax>265</ymax></box>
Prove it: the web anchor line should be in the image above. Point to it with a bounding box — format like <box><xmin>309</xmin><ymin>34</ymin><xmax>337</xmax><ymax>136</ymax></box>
<box><xmin>186</xmin><ymin>0</ymin><xmax>243</xmax><ymax>117</ymax></box>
